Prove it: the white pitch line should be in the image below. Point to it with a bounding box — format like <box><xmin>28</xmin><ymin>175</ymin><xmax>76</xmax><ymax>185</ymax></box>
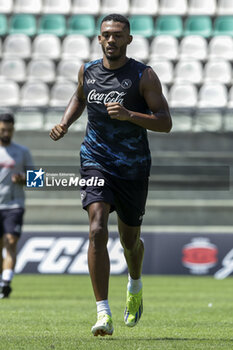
<box><xmin>25</xmin><ymin>198</ymin><xmax>233</xmax><ymax>207</ymax></box>
<box><xmin>22</xmin><ymin>224</ymin><xmax>233</xmax><ymax>234</ymax></box>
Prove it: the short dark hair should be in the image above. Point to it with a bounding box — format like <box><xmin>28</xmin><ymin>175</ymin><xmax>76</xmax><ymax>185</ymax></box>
<box><xmin>0</xmin><ymin>113</ymin><xmax>15</xmax><ymax>124</ymax></box>
<box><xmin>101</xmin><ymin>14</ymin><xmax>130</xmax><ymax>32</ymax></box>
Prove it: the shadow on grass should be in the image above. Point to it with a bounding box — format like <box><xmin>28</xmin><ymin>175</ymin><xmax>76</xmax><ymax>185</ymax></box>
<box><xmin>9</xmin><ymin>296</ymin><xmax>81</xmax><ymax>300</ymax></box>
<box><xmin>97</xmin><ymin>337</ymin><xmax>233</xmax><ymax>342</ymax></box>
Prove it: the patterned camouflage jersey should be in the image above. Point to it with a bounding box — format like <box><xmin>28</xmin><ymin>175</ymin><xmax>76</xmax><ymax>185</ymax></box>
<box><xmin>81</xmin><ymin>58</ymin><xmax>151</xmax><ymax>179</ymax></box>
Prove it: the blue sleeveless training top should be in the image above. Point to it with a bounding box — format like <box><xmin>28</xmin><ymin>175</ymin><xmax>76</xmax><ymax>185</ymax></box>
<box><xmin>80</xmin><ymin>58</ymin><xmax>151</xmax><ymax>179</ymax></box>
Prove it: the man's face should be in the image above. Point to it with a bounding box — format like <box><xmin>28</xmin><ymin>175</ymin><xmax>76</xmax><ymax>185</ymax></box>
<box><xmin>0</xmin><ymin>121</ymin><xmax>14</xmax><ymax>145</ymax></box>
<box><xmin>98</xmin><ymin>21</ymin><xmax>132</xmax><ymax>61</ymax></box>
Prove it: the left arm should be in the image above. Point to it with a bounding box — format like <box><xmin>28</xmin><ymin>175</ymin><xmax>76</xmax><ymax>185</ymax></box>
<box><xmin>11</xmin><ymin>148</ymin><xmax>34</xmax><ymax>186</ymax></box>
<box><xmin>105</xmin><ymin>67</ymin><xmax>172</xmax><ymax>133</ymax></box>
<box><xmin>11</xmin><ymin>173</ymin><xmax>26</xmax><ymax>185</ymax></box>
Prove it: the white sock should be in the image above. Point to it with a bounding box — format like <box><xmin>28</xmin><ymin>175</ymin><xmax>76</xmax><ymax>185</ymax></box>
<box><xmin>2</xmin><ymin>269</ymin><xmax>14</xmax><ymax>283</ymax></box>
<box><xmin>96</xmin><ymin>300</ymin><xmax>112</xmax><ymax>317</ymax></box>
<box><xmin>127</xmin><ymin>274</ymin><xmax>142</xmax><ymax>294</ymax></box>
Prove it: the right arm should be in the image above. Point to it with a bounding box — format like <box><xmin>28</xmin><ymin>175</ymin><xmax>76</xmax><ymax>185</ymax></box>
<box><xmin>49</xmin><ymin>64</ymin><xmax>86</xmax><ymax>141</ymax></box>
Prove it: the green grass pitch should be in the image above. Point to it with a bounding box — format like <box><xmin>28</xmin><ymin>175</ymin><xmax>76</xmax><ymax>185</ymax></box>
<box><xmin>0</xmin><ymin>275</ymin><xmax>233</xmax><ymax>350</ymax></box>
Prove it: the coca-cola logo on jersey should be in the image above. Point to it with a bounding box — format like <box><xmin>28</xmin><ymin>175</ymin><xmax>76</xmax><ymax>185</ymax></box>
<box><xmin>87</xmin><ymin>89</ymin><xmax>126</xmax><ymax>105</ymax></box>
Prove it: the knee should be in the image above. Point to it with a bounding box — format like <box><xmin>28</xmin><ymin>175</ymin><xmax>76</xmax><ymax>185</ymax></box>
<box><xmin>120</xmin><ymin>232</ymin><xmax>140</xmax><ymax>252</ymax></box>
<box><xmin>89</xmin><ymin>223</ymin><xmax>108</xmax><ymax>251</ymax></box>
<box><xmin>3</xmin><ymin>235</ymin><xmax>17</xmax><ymax>252</ymax></box>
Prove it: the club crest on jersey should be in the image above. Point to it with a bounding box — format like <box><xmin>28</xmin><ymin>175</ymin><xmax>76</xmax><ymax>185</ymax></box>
<box><xmin>121</xmin><ymin>79</ymin><xmax>132</xmax><ymax>89</ymax></box>
<box><xmin>80</xmin><ymin>190</ymin><xmax>86</xmax><ymax>201</ymax></box>
<box><xmin>87</xmin><ymin>89</ymin><xmax>126</xmax><ymax>105</ymax></box>
<box><xmin>87</xmin><ymin>79</ymin><xmax>96</xmax><ymax>84</ymax></box>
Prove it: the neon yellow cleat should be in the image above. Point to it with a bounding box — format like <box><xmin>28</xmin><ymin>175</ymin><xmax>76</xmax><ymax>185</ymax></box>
<box><xmin>91</xmin><ymin>313</ymin><xmax>114</xmax><ymax>336</ymax></box>
<box><xmin>124</xmin><ymin>289</ymin><xmax>143</xmax><ymax>327</ymax></box>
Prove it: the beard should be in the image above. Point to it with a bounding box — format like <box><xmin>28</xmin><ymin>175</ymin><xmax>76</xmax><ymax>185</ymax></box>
<box><xmin>105</xmin><ymin>54</ymin><xmax>122</xmax><ymax>61</ymax></box>
<box><xmin>0</xmin><ymin>136</ymin><xmax>11</xmax><ymax>145</ymax></box>
<box><xmin>102</xmin><ymin>46</ymin><xmax>123</xmax><ymax>61</ymax></box>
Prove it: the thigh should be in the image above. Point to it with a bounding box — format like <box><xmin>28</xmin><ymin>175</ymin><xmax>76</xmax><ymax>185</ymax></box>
<box><xmin>3</xmin><ymin>233</ymin><xmax>19</xmax><ymax>247</ymax></box>
<box><xmin>80</xmin><ymin>168</ymin><xmax>115</xmax><ymax>213</ymax></box>
<box><xmin>113</xmin><ymin>177</ymin><xmax>149</xmax><ymax>227</ymax></box>
<box><xmin>2</xmin><ymin>208</ymin><xmax>24</xmax><ymax>238</ymax></box>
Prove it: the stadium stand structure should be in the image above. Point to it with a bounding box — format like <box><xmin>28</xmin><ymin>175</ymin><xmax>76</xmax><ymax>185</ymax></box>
<box><xmin>13</xmin><ymin>126</ymin><xmax>233</xmax><ymax>227</ymax></box>
<box><xmin>62</xmin><ymin>34</ymin><xmax>90</xmax><ymax>60</ymax></box>
<box><xmin>0</xmin><ymin>14</ymin><xmax>8</xmax><ymax>35</ymax></box>
<box><xmin>67</xmin><ymin>14</ymin><xmax>95</xmax><ymax>37</ymax></box>
<box><xmin>9</xmin><ymin>14</ymin><xmax>37</xmax><ymax>36</ymax></box>
<box><xmin>154</xmin><ymin>15</ymin><xmax>183</xmax><ymax>37</ymax></box>
<box><xmin>32</xmin><ymin>34</ymin><xmax>61</xmax><ymax>59</ymax></box>
<box><xmin>0</xmin><ymin>0</ymin><xmax>232</xmax><ymax>227</ymax></box>
<box><xmin>3</xmin><ymin>34</ymin><xmax>31</xmax><ymax>58</ymax></box>
<box><xmin>38</xmin><ymin>14</ymin><xmax>67</xmax><ymax>37</ymax></box>
<box><xmin>179</xmin><ymin>35</ymin><xmax>208</xmax><ymax>60</ymax></box>
<box><xmin>1</xmin><ymin>57</ymin><xmax>26</xmax><ymax>82</ymax></box>
<box><xmin>130</xmin><ymin>0</ymin><xmax>158</xmax><ymax>16</ymax></box>
<box><xmin>0</xmin><ymin>0</ymin><xmax>13</xmax><ymax>14</ymax></box>
<box><xmin>72</xmin><ymin>0</ymin><xmax>100</xmax><ymax>15</ymax></box>
<box><xmin>188</xmin><ymin>0</ymin><xmax>217</xmax><ymax>16</ymax></box>
<box><xmin>150</xmin><ymin>35</ymin><xmax>179</xmax><ymax>60</ymax></box>
<box><xmin>42</xmin><ymin>0</ymin><xmax>71</xmax><ymax>15</ymax></box>
<box><xmin>14</xmin><ymin>0</ymin><xmax>42</xmax><ymax>14</ymax></box>
<box><xmin>174</xmin><ymin>59</ymin><xmax>203</xmax><ymax>85</ymax></box>
<box><xmin>100</xmin><ymin>0</ymin><xmax>130</xmax><ymax>15</ymax></box>
<box><xmin>27</xmin><ymin>59</ymin><xmax>56</xmax><ymax>83</ymax></box>
<box><xmin>149</xmin><ymin>59</ymin><xmax>174</xmax><ymax>85</ymax></box>
<box><xmin>129</xmin><ymin>15</ymin><xmax>154</xmax><ymax>38</ymax></box>
<box><xmin>159</xmin><ymin>0</ymin><xmax>188</xmax><ymax>16</ymax></box>
<box><xmin>217</xmin><ymin>0</ymin><xmax>233</xmax><ymax>15</ymax></box>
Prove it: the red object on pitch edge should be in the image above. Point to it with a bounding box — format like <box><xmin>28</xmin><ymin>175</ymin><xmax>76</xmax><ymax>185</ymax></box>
<box><xmin>182</xmin><ymin>238</ymin><xmax>218</xmax><ymax>274</ymax></box>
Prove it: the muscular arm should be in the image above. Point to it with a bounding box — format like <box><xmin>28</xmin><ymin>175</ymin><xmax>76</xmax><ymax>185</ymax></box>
<box><xmin>106</xmin><ymin>67</ymin><xmax>172</xmax><ymax>133</ymax></box>
<box><xmin>50</xmin><ymin>65</ymin><xmax>86</xmax><ymax>141</ymax></box>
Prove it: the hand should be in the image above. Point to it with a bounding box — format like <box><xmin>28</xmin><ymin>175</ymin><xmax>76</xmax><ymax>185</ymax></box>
<box><xmin>105</xmin><ymin>103</ymin><xmax>130</xmax><ymax>121</ymax></box>
<box><xmin>49</xmin><ymin>124</ymin><xmax>68</xmax><ymax>141</ymax></box>
<box><xmin>11</xmin><ymin>173</ymin><xmax>26</xmax><ymax>185</ymax></box>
